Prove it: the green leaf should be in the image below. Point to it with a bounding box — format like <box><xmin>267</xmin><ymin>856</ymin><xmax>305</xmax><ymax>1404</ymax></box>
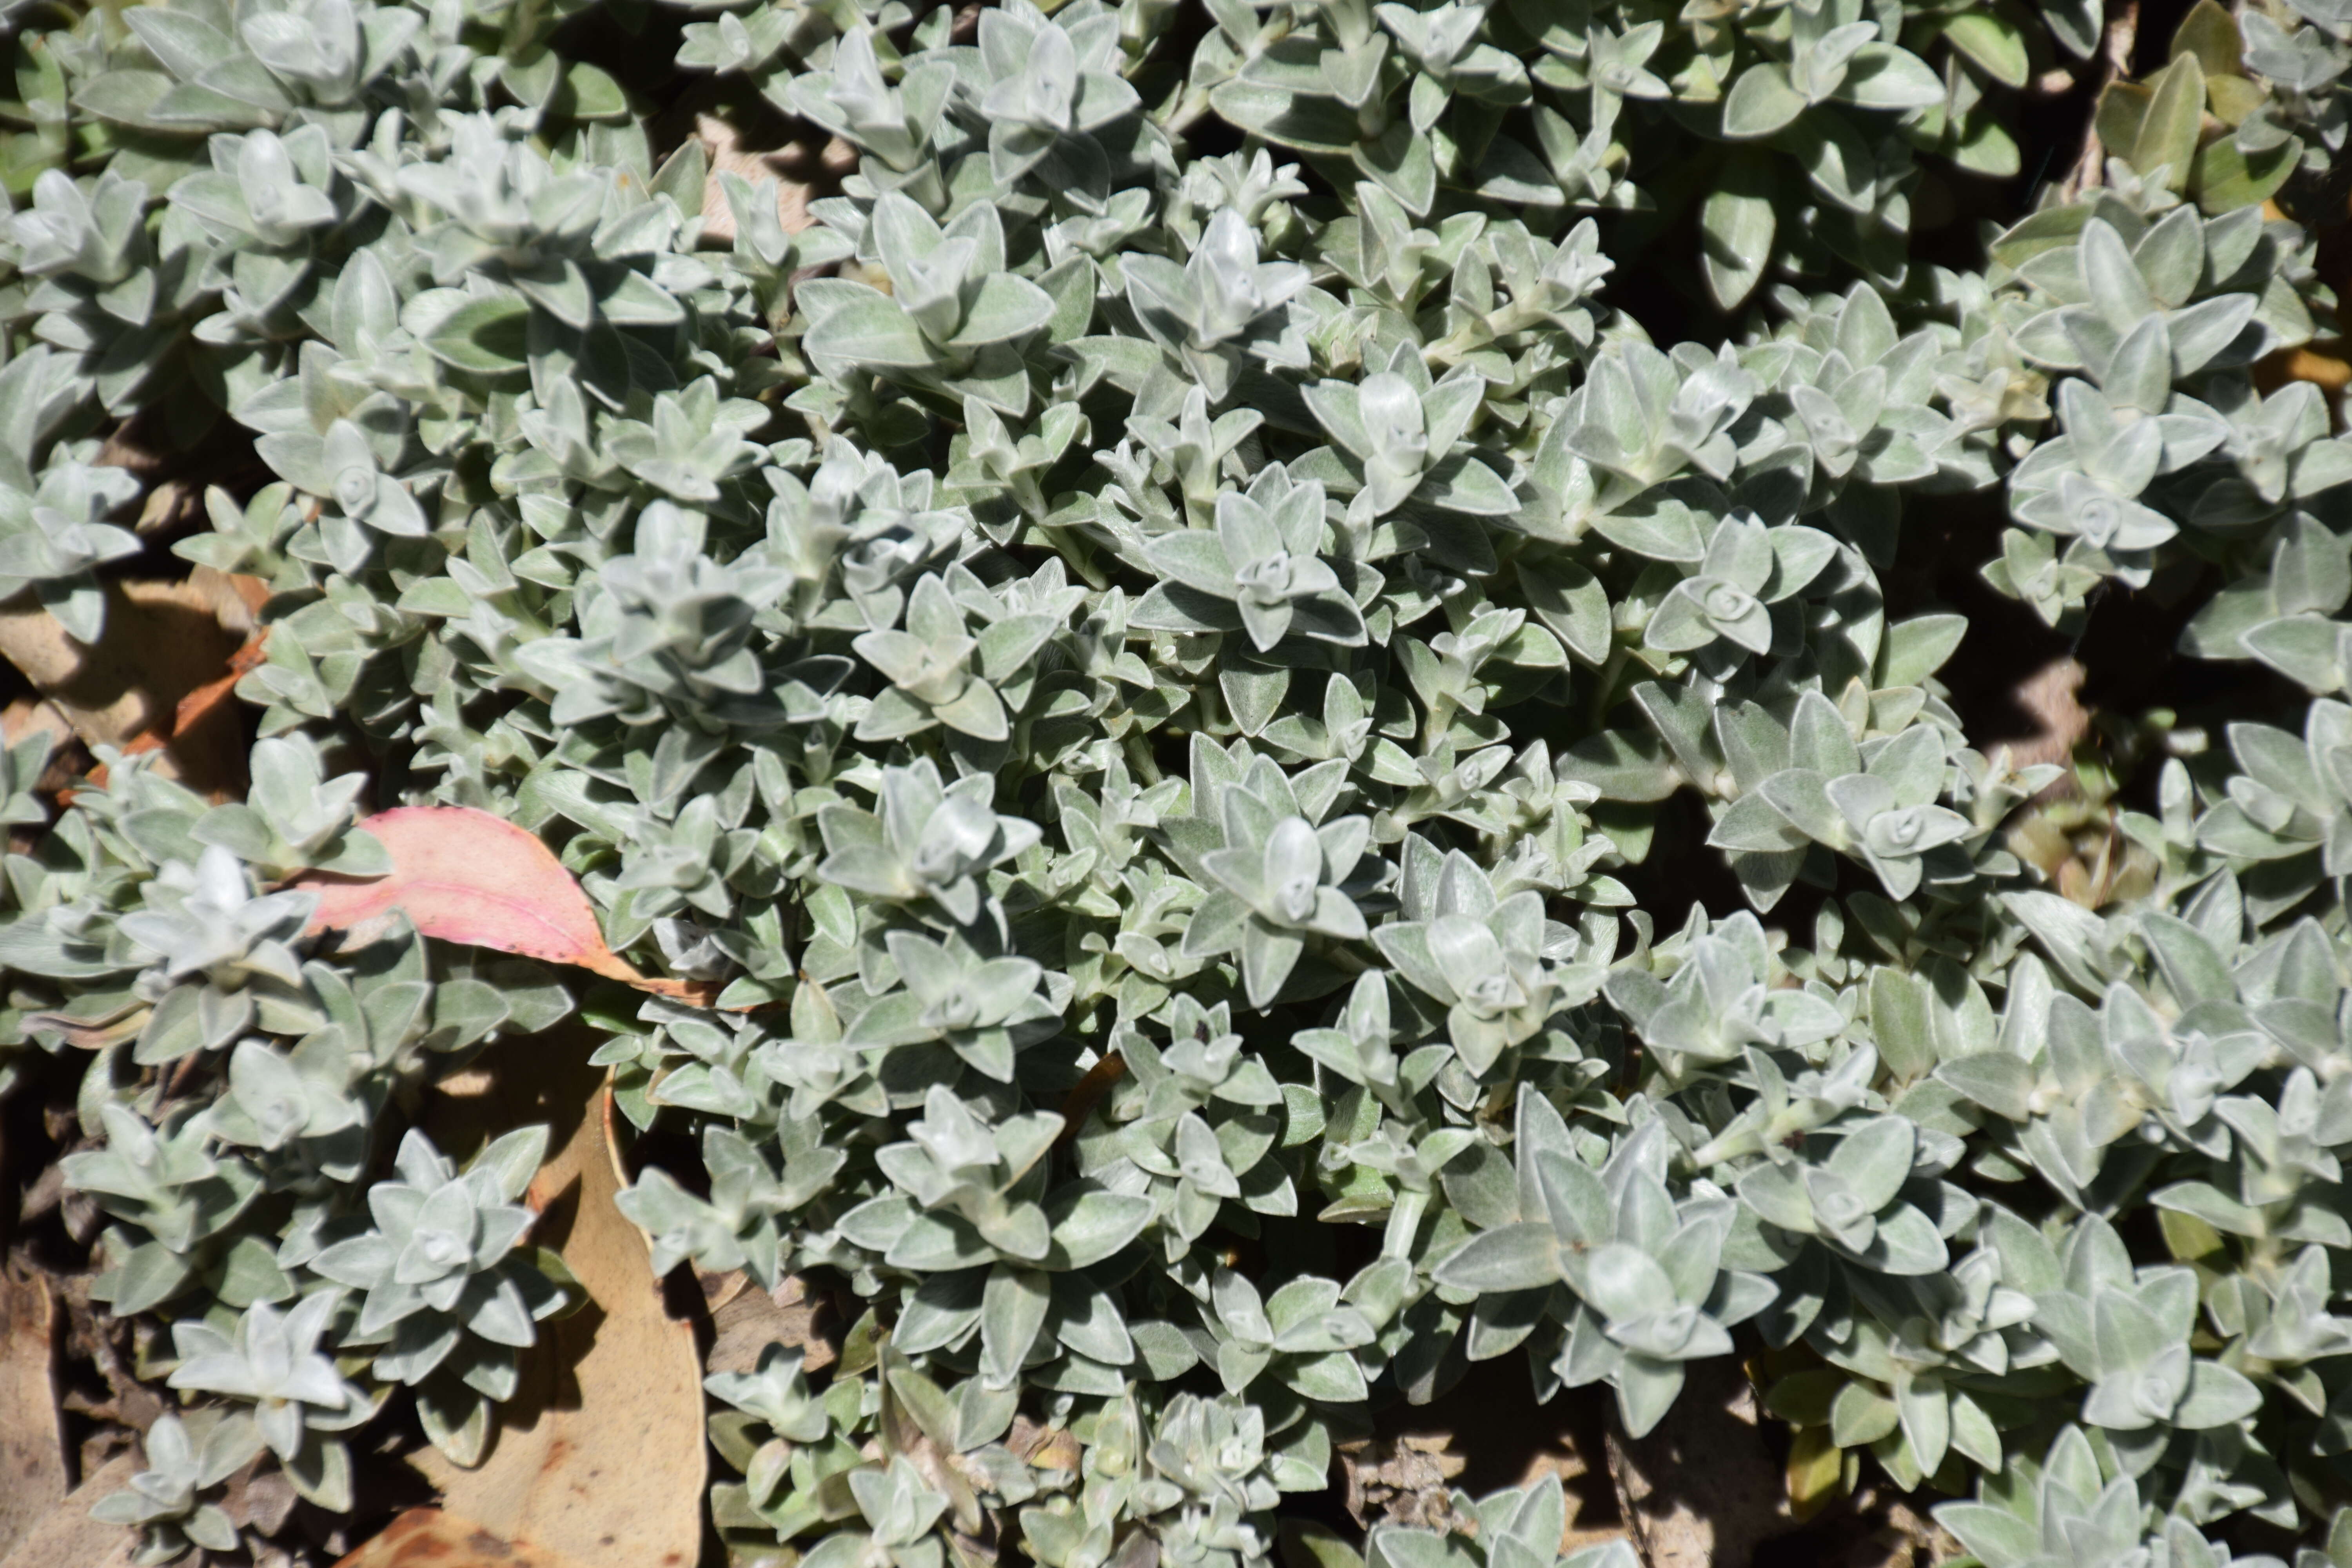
<box><xmin>1949</xmin><ymin>111</ymin><xmax>2022</xmax><ymax>178</ymax></box>
<box><xmin>1829</xmin><ymin>1116</ymin><xmax>1915</xmax><ymax>1210</ymax></box>
<box><xmin>1722</xmin><ymin>62</ymin><xmax>1805</xmax><ymax>138</ymax></box>
<box><xmin>1789</xmin><ymin>691</ymin><xmax>1862</xmax><ymax>778</ymax></box>
<box><xmin>1879</xmin><ymin>614</ymin><xmax>1967</xmax><ymax>686</ymax></box>
<box><xmin>948</xmin><ymin>275</ymin><xmax>1056</xmax><ymax>348</ymax></box>
<box><xmin>1939</xmin><ymin>11</ymin><xmax>2030</xmax><ymax>87</ymax></box>
<box><xmin>1935</xmin><ymin>1053</ymin><xmax>2034</xmax><ymax>1122</ymax></box>
<box><xmin>1868</xmin><ymin>968</ymin><xmax>1937</xmax><ymax>1081</ymax></box>
<box><xmin>1836</xmin><ymin>45</ymin><xmax>1945</xmax><ymax>109</ymax></box>
<box><xmin>1221</xmin><ymin>665</ymin><xmax>1291</xmax><ymax>737</ymax></box>
<box><xmin>1711</xmin><ymin>791</ymin><xmax>1811</xmax><ymax>853</ymax></box>
<box><xmin>1434</xmin><ymin>1223</ymin><xmax>1561</xmax><ymax>1292</ymax></box>
<box><xmin>1286</xmin><ymin>1348</ymin><xmax>1369</xmax><ymax>1403</ymax></box>
<box><xmin>2173</xmin><ymin>1361</ymin><xmax>2262</xmax><ymax>1427</ymax></box>
<box><xmin>1699</xmin><ymin>150</ymin><xmax>1776</xmax><ymax>312</ymax></box>
<box><xmin>1937</xmin><ymin>1504</ymin><xmax>2039</xmax><ymax>1566</ymax></box>
<box><xmin>1423</xmin><ymin>454</ymin><xmax>1517</xmax><ymax>514</ymax></box>
<box><xmin>2170</xmin><ymin>0</ymin><xmax>2243</xmax><ymax>77</ymax></box>
<box><xmin>1759</xmin><ymin>769</ymin><xmax>1847</xmax><ymax>846</ymax></box>
<box><xmin>2245</xmin><ymin>618</ymin><xmax>2347</xmax><ymax>692</ymax></box>
<box><xmin>2194</xmin><ymin>135</ymin><xmax>2296</xmax><ymax>215</ymax></box>
<box><xmin>1043</xmin><ymin>1188</ymin><xmax>1153</xmax><ymax>1268</ymax></box>
<box><xmin>1559</xmin><ymin>730</ymin><xmax>1681</xmax><ymax>802</ymax></box>
<box><xmin>421</xmin><ymin>295</ymin><xmax>532</xmax><ymax>375</ymax></box>
<box><xmin>1830</xmin><ymin>1382</ymin><xmax>1900</xmax><ymax>1446</ymax></box>
<box><xmin>2131</xmin><ymin>52</ymin><xmax>2205</xmax><ymax>189</ymax></box>
<box><xmin>1991</xmin><ymin>203</ymin><xmax>2090</xmax><ymax>267</ymax></box>
<box><xmin>563</xmin><ymin>61</ymin><xmax>629</xmax><ymax>121</ymax></box>
<box><xmin>1283</xmin><ymin>1522</ymin><xmax>1368</xmax><ymax>1568</ymax></box>
<box><xmin>799</xmin><ymin>281</ymin><xmax>935</xmax><ymax>368</ymax></box>
<box><xmin>69</xmin><ymin>69</ymin><xmax>177</xmax><ymax>128</ymax></box>
<box><xmin>2150</xmin><ymin>1181</ymin><xmax>2264</xmax><ymax>1237</ymax></box>
<box><xmin>1896</xmin><ymin>1376</ymin><xmax>1949</xmax><ymax>1477</ymax></box>
<box><xmin>1209</xmin><ymin>79</ymin><xmax>1363</xmax><ymax>155</ymax></box>
<box><xmin>650</xmin><ymin>137</ymin><xmax>706</xmax><ymax>211</ymax></box>
<box><xmin>2096</xmin><ymin>80</ymin><xmax>2152</xmax><ymax>164</ymax></box>
<box><xmin>1519</xmin><ymin>556</ymin><xmax>1614</xmax><ymax>665</ymax></box>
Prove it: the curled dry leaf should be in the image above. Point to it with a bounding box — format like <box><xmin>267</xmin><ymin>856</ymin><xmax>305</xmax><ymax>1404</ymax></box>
<box><xmin>15</xmin><ymin>1009</ymin><xmax>145</xmax><ymax>1052</ymax></box>
<box><xmin>1339</xmin><ymin>1434</ymin><xmax>1467</xmax><ymax>1531</ymax></box>
<box><xmin>411</xmin><ymin>1043</ymin><xmax>706</xmax><ymax>1568</ymax></box>
<box><xmin>292</xmin><ymin>806</ymin><xmax>711</xmax><ymax>1001</ymax></box>
<box><xmin>1007</xmin><ymin>1416</ymin><xmax>1081</xmax><ymax>1474</ymax></box>
<box><xmin>1351</xmin><ymin>1363</ymin><xmax>1624</xmax><ymax>1556</ymax></box>
<box><xmin>218</xmin><ymin>1461</ymin><xmax>297</xmax><ymax>1540</ymax></box>
<box><xmin>331</xmin><ymin>1508</ymin><xmax>599</xmax><ymax>1568</ymax></box>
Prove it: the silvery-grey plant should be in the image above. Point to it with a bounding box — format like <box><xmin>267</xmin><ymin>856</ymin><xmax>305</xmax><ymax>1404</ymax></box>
<box><xmin>7</xmin><ymin>0</ymin><xmax>2352</xmax><ymax>1559</ymax></box>
<box><xmin>165</xmin><ymin>1292</ymin><xmax>375</xmax><ymax>1510</ymax></box>
<box><xmin>0</xmin><ymin>460</ymin><xmax>143</xmax><ymax>641</ymax></box>
<box><xmin>309</xmin><ymin>1129</ymin><xmax>565</xmax><ymax>1433</ymax></box>
<box><xmin>92</xmin><ymin>1410</ymin><xmax>263</xmax><ymax>1566</ymax></box>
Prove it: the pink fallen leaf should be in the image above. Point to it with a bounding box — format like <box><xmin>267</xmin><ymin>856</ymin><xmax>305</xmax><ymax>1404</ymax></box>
<box><xmin>292</xmin><ymin>806</ymin><xmax>707</xmax><ymax>1001</ymax></box>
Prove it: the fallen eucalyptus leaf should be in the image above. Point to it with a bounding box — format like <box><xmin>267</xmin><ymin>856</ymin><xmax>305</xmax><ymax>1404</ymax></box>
<box><xmin>293</xmin><ymin>806</ymin><xmax>709</xmax><ymax>999</ymax></box>
<box><xmin>330</xmin><ymin>1508</ymin><xmax>600</xmax><ymax>1568</ymax></box>
<box><xmin>0</xmin><ymin>1266</ymin><xmax>67</xmax><ymax>1559</ymax></box>
<box><xmin>410</xmin><ymin>1041</ymin><xmax>706</xmax><ymax>1568</ymax></box>
<box><xmin>693</xmin><ymin>112</ymin><xmax>841</xmax><ymax>243</ymax></box>
<box><xmin>0</xmin><ymin>1455</ymin><xmax>138</xmax><ymax>1568</ymax></box>
<box><xmin>0</xmin><ymin>570</ymin><xmax>258</xmax><ymax>796</ymax></box>
<box><xmin>703</xmin><ymin>1270</ymin><xmax>837</xmax><ymax>1378</ymax></box>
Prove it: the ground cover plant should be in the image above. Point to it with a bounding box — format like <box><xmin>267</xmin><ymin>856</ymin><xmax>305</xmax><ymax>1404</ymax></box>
<box><xmin>10</xmin><ymin>0</ymin><xmax>2352</xmax><ymax>1561</ymax></box>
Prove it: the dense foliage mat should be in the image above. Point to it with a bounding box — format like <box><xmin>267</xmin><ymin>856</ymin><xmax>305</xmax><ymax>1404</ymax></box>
<box><xmin>9</xmin><ymin>0</ymin><xmax>2352</xmax><ymax>1561</ymax></box>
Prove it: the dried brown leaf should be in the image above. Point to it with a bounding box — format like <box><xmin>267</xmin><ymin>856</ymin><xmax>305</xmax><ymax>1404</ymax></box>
<box><xmin>410</xmin><ymin>1044</ymin><xmax>706</xmax><ymax>1568</ymax></box>
<box><xmin>0</xmin><ymin>1454</ymin><xmax>138</xmax><ymax>1568</ymax></box>
<box><xmin>1340</xmin><ymin>1433</ymin><xmax>1467</xmax><ymax>1531</ymax></box>
<box><xmin>2257</xmin><ymin>341</ymin><xmax>2352</xmax><ymax>397</ymax></box>
<box><xmin>331</xmin><ymin>1508</ymin><xmax>601</xmax><ymax>1568</ymax></box>
<box><xmin>1054</xmin><ymin>1053</ymin><xmax>1127</xmax><ymax>1149</ymax></box>
<box><xmin>1999</xmin><ymin>656</ymin><xmax>2091</xmax><ymax>773</ymax></box>
<box><xmin>0</xmin><ymin>570</ymin><xmax>261</xmax><ymax>798</ymax></box>
<box><xmin>704</xmin><ymin>1270</ymin><xmax>837</xmax><ymax>1378</ymax></box>
<box><xmin>1356</xmin><ymin>1364</ymin><xmax>1623</xmax><ymax>1556</ymax></box>
<box><xmin>0</xmin><ymin>699</ymin><xmax>74</xmax><ymax>759</ymax></box>
<box><xmin>219</xmin><ymin>1459</ymin><xmax>298</xmax><ymax>1538</ymax></box>
<box><xmin>692</xmin><ymin>113</ymin><xmax>851</xmax><ymax>243</ymax></box>
<box><xmin>1604</xmin><ymin>1360</ymin><xmax>1790</xmax><ymax>1568</ymax></box>
<box><xmin>0</xmin><ymin>1265</ymin><xmax>67</xmax><ymax>1559</ymax></box>
<box><xmin>1006</xmin><ymin>1417</ymin><xmax>1079</xmax><ymax>1473</ymax></box>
